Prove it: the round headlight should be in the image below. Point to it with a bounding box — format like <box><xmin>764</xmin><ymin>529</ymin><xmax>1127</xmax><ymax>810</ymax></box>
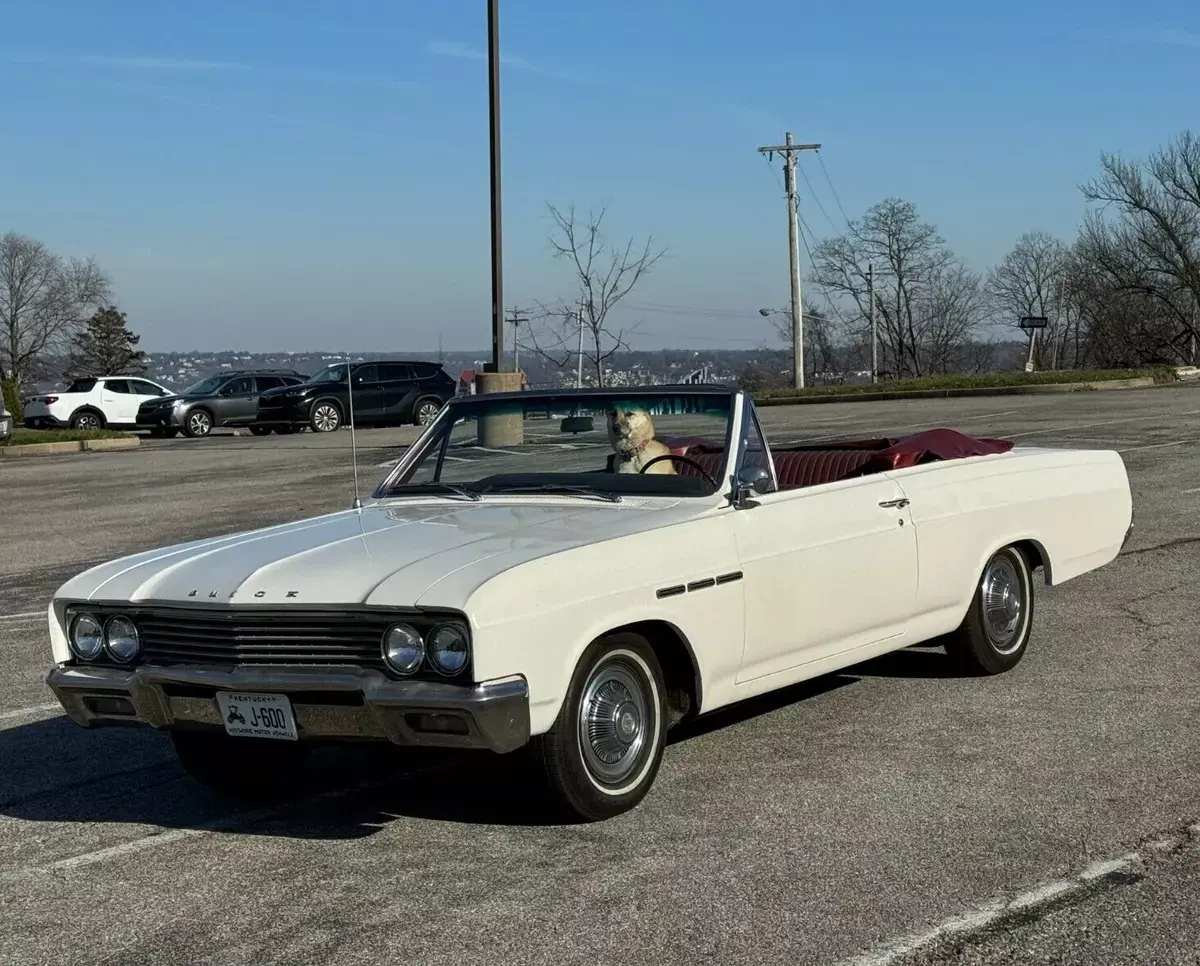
<box><xmin>104</xmin><ymin>615</ymin><xmax>141</xmax><ymax>663</ymax></box>
<box><xmin>383</xmin><ymin>623</ymin><xmax>424</xmax><ymax>674</ymax></box>
<box><xmin>428</xmin><ymin>623</ymin><xmax>469</xmax><ymax>676</ymax></box>
<box><xmin>69</xmin><ymin>613</ymin><xmax>104</xmax><ymax>661</ymax></box>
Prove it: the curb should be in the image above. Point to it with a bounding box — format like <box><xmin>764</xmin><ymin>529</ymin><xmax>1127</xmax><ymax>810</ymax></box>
<box><xmin>0</xmin><ymin>436</ymin><xmax>140</xmax><ymax>458</ymax></box>
<box><xmin>754</xmin><ymin>376</ymin><xmax>1159</xmax><ymax>407</ymax></box>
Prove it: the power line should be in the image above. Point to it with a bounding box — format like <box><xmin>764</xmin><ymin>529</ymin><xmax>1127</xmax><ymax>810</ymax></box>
<box><xmin>815</xmin><ymin>149</ymin><xmax>854</xmax><ymax>230</ymax></box>
<box><xmin>796</xmin><ymin>162</ymin><xmax>839</xmax><ymax>234</ymax></box>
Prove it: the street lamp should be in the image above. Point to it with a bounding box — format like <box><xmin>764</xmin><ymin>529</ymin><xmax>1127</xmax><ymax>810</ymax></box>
<box><xmin>486</xmin><ymin>0</ymin><xmax>504</xmax><ymax>374</ymax></box>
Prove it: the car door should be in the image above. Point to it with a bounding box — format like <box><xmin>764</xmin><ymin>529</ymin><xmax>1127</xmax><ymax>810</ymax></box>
<box><xmin>729</xmin><ymin>409</ymin><xmax>918</xmax><ymax>684</ymax></box>
<box><xmin>348</xmin><ymin>364</ymin><xmax>384</xmax><ymax>421</ymax></box>
<box><xmin>214</xmin><ymin>376</ymin><xmax>257</xmax><ymax>424</ymax></box>
<box><xmin>99</xmin><ymin>379</ymin><xmax>139</xmax><ymax>425</ymax></box>
<box><xmin>377</xmin><ymin>363</ymin><xmax>417</xmax><ymax>421</ymax></box>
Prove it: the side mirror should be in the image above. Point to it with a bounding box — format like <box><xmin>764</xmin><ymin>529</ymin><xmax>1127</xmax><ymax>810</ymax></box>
<box><xmin>734</xmin><ymin>465</ymin><xmax>771</xmax><ymax>506</ymax></box>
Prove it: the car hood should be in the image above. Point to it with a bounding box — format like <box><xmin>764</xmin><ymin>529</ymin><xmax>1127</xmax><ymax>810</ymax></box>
<box><xmin>55</xmin><ymin>498</ymin><xmax>692</xmax><ymax>609</ymax></box>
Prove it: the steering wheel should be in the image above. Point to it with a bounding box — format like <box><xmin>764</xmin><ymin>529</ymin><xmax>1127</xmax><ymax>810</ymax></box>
<box><xmin>638</xmin><ymin>453</ymin><xmax>718</xmax><ymax>487</ymax></box>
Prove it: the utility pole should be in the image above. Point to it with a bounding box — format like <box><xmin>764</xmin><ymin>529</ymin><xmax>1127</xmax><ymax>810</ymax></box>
<box><xmin>758</xmin><ymin>132</ymin><xmax>821</xmax><ymax>390</ymax></box>
<box><xmin>576</xmin><ymin>306</ymin><xmax>585</xmax><ymax>388</ymax></box>
<box><xmin>868</xmin><ymin>263</ymin><xmax>877</xmax><ymax>384</ymax></box>
<box><xmin>506</xmin><ymin>306</ymin><xmax>527</xmax><ymax>372</ymax></box>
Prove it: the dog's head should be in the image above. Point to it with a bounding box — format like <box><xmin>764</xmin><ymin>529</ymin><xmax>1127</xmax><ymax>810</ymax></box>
<box><xmin>607</xmin><ymin>407</ymin><xmax>656</xmax><ymax>454</ymax></box>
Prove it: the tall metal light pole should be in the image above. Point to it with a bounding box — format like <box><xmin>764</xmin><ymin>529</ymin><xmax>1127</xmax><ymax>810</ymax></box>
<box><xmin>486</xmin><ymin>0</ymin><xmax>505</xmax><ymax>373</ymax></box>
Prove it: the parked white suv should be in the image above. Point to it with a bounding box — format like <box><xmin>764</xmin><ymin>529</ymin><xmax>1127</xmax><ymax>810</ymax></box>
<box><xmin>23</xmin><ymin>376</ymin><xmax>173</xmax><ymax>430</ymax></box>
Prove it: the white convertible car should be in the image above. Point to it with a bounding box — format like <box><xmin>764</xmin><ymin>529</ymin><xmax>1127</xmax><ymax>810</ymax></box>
<box><xmin>45</xmin><ymin>387</ymin><xmax>1133</xmax><ymax>820</ymax></box>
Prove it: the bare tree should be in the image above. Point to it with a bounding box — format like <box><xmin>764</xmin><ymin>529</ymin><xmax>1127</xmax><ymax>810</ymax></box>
<box><xmin>989</xmin><ymin>231</ymin><xmax>1071</xmax><ymax>367</ymax></box>
<box><xmin>521</xmin><ymin>204</ymin><xmax>665</xmax><ymax>386</ymax></box>
<box><xmin>1077</xmin><ymin>131</ymin><xmax>1200</xmax><ymax>362</ymax></box>
<box><xmin>0</xmin><ymin>232</ymin><xmax>111</xmax><ymax>387</ymax></box>
<box><xmin>810</xmin><ymin>198</ymin><xmax>986</xmax><ymax>376</ymax></box>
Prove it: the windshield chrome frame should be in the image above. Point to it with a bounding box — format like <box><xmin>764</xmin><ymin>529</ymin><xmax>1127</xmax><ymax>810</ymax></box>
<box><xmin>369</xmin><ymin>389</ymin><xmax>746</xmax><ymax>503</ymax></box>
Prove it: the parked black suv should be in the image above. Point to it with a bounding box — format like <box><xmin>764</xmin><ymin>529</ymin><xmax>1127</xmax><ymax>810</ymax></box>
<box><xmin>256</xmin><ymin>361</ymin><xmax>455</xmax><ymax>433</ymax></box>
<box><xmin>137</xmin><ymin>369</ymin><xmax>306</xmax><ymax>438</ymax></box>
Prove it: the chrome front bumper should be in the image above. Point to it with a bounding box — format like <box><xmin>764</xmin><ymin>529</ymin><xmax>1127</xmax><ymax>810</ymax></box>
<box><xmin>46</xmin><ymin>664</ymin><xmax>530</xmax><ymax>754</ymax></box>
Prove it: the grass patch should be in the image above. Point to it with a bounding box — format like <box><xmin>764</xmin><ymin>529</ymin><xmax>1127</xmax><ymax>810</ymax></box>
<box><xmin>4</xmin><ymin>428</ymin><xmax>132</xmax><ymax>447</ymax></box>
<box><xmin>754</xmin><ymin>367</ymin><xmax>1176</xmax><ymax>402</ymax></box>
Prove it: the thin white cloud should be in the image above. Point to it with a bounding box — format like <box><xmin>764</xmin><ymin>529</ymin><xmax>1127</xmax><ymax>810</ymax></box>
<box><xmin>1139</xmin><ymin>28</ymin><xmax>1200</xmax><ymax>47</ymax></box>
<box><xmin>1101</xmin><ymin>27</ymin><xmax>1200</xmax><ymax>48</ymax></box>
<box><xmin>77</xmin><ymin>55</ymin><xmax>251</xmax><ymax>70</ymax></box>
<box><xmin>427</xmin><ymin>41</ymin><xmax>531</xmax><ymax>70</ymax></box>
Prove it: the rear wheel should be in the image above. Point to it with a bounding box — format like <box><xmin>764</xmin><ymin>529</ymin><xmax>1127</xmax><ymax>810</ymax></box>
<box><xmin>309</xmin><ymin>400</ymin><xmax>341</xmax><ymax>433</ymax></box>
<box><xmin>945</xmin><ymin>545</ymin><xmax>1035</xmax><ymax>675</ymax></box>
<box><xmin>183</xmin><ymin>408</ymin><xmax>214</xmax><ymax>438</ymax></box>
<box><xmin>70</xmin><ymin>409</ymin><xmax>104</xmax><ymax>430</ymax></box>
<box><xmin>532</xmin><ymin>633</ymin><xmax>667</xmax><ymax>821</ymax></box>
<box><xmin>170</xmin><ymin>730</ymin><xmax>310</xmax><ymax>798</ymax></box>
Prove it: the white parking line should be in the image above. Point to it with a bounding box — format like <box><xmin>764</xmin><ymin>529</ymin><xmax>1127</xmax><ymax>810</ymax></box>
<box><xmin>0</xmin><ymin>766</ymin><xmax>446</xmax><ymax>886</ymax></box>
<box><xmin>0</xmin><ymin>703</ymin><xmax>59</xmax><ymax>722</ymax></box>
<box><xmin>0</xmin><ymin>611</ymin><xmax>42</xmax><ymax>622</ymax></box>
<box><xmin>1183</xmin><ymin>486</ymin><xmax>1200</xmax><ymax>495</ymax></box>
<box><xmin>841</xmin><ymin>851</ymin><xmax>1145</xmax><ymax>966</ymax></box>
<box><xmin>958</xmin><ymin>410</ymin><xmax>1020</xmax><ymax>421</ymax></box>
<box><xmin>1119</xmin><ymin>438</ymin><xmax>1200</xmax><ymax>453</ymax></box>
<box><xmin>1004</xmin><ymin>409</ymin><xmax>1200</xmax><ymax>440</ymax></box>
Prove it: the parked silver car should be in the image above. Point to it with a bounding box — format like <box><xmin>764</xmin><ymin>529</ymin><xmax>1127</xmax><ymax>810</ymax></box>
<box><xmin>0</xmin><ymin>401</ymin><xmax>11</xmax><ymax>443</ymax></box>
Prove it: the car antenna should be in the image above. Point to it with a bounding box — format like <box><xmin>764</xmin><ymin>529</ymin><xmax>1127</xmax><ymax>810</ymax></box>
<box><xmin>346</xmin><ymin>352</ymin><xmax>362</xmax><ymax>510</ymax></box>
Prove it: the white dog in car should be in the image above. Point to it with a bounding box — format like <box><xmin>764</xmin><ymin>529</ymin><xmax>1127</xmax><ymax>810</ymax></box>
<box><xmin>607</xmin><ymin>408</ymin><xmax>677</xmax><ymax>475</ymax></box>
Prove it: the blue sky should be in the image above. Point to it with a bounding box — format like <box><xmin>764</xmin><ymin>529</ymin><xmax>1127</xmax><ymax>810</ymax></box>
<box><xmin>2</xmin><ymin>0</ymin><xmax>1197</xmax><ymax>354</ymax></box>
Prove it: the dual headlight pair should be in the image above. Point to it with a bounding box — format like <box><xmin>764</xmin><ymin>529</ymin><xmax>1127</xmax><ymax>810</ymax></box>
<box><xmin>68</xmin><ymin>613</ymin><xmax>141</xmax><ymax>663</ymax></box>
<box><xmin>384</xmin><ymin>622</ymin><xmax>469</xmax><ymax>677</ymax></box>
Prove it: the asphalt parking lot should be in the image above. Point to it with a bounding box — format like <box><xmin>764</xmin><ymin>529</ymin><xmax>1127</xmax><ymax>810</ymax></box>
<box><xmin>1</xmin><ymin>384</ymin><xmax>1199</xmax><ymax>966</ymax></box>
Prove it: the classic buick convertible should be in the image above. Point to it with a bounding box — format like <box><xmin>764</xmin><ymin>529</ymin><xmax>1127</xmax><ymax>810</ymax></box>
<box><xmin>44</xmin><ymin>387</ymin><xmax>1133</xmax><ymax>820</ymax></box>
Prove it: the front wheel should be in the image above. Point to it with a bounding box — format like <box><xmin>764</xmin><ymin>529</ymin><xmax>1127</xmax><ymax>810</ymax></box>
<box><xmin>945</xmin><ymin>545</ymin><xmax>1035</xmax><ymax>675</ymax></box>
<box><xmin>183</xmin><ymin>408</ymin><xmax>213</xmax><ymax>438</ymax></box>
<box><xmin>309</xmin><ymin>400</ymin><xmax>341</xmax><ymax>433</ymax></box>
<box><xmin>532</xmin><ymin>633</ymin><xmax>667</xmax><ymax>821</ymax></box>
<box><xmin>170</xmin><ymin>730</ymin><xmax>310</xmax><ymax>798</ymax></box>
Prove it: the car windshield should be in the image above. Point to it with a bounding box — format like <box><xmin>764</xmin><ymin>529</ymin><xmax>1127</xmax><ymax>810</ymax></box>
<box><xmin>306</xmin><ymin>364</ymin><xmax>346</xmax><ymax>384</ymax></box>
<box><xmin>378</xmin><ymin>390</ymin><xmax>735</xmax><ymax>500</ymax></box>
<box><xmin>182</xmin><ymin>376</ymin><xmax>227</xmax><ymax>396</ymax></box>
<box><xmin>65</xmin><ymin>378</ymin><xmax>97</xmax><ymax>393</ymax></box>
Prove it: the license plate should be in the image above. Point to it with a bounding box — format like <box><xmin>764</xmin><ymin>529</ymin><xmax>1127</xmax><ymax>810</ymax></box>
<box><xmin>215</xmin><ymin>691</ymin><xmax>297</xmax><ymax>741</ymax></box>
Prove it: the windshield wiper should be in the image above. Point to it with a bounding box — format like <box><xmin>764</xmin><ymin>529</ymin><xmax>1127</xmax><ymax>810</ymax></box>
<box><xmin>390</xmin><ymin>482</ymin><xmax>482</xmax><ymax>501</ymax></box>
<box><xmin>479</xmin><ymin>483</ymin><xmax>622</xmax><ymax>503</ymax></box>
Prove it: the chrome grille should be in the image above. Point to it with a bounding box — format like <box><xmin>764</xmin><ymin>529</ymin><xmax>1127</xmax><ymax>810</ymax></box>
<box><xmin>116</xmin><ymin>607</ymin><xmax>398</xmax><ymax>670</ymax></box>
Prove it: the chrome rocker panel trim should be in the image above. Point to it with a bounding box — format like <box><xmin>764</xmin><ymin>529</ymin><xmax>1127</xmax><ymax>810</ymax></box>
<box><xmin>46</xmin><ymin>664</ymin><xmax>530</xmax><ymax>754</ymax></box>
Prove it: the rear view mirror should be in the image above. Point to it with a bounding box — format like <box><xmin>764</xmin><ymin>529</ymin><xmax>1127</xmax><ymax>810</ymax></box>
<box><xmin>560</xmin><ymin>415</ymin><xmax>594</xmax><ymax>434</ymax></box>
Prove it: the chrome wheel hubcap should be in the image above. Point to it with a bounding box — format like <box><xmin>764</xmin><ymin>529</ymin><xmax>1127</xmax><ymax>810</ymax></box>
<box><xmin>981</xmin><ymin>553</ymin><xmax>1025</xmax><ymax>654</ymax></box>
<box><xmin>79</xmin><ymin>415</ymin><xmax>98</xmax><ymax>428</ymax></box>
<box><xmin>189</xmin><ymin>413</ymin><xmax>210</xmax><ymax>435</ymax></box>
<box><xmin>579</xmin><ymin>659</ymin><xmax>650</xmax><ymax>786</ymax></box>
<box><xmin>314</xmin><ymin>406</ymin><xmax>338</xmax><ymax>431</ymax></box>
<box><xmin>418</xmin><ymin>402</ymin><xmax>439</xmax><ymax>425</ymax></box>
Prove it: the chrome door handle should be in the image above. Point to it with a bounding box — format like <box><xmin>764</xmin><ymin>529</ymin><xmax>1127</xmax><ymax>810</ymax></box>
<box><xmin>878</xmin><ymin>498</ymin><xmax>909</xmax><ymax>508</ymax></box>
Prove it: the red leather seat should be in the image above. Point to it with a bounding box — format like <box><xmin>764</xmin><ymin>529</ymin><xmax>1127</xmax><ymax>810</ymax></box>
<box><xmin>772</xmin><ymin>450</ymin><xmax>876</xmax><ymax>489</ymax></box>
<box><xmin>673</xmin><ymin>449</ymin><xmax>876</xmax><ymax>489</ymax></box>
